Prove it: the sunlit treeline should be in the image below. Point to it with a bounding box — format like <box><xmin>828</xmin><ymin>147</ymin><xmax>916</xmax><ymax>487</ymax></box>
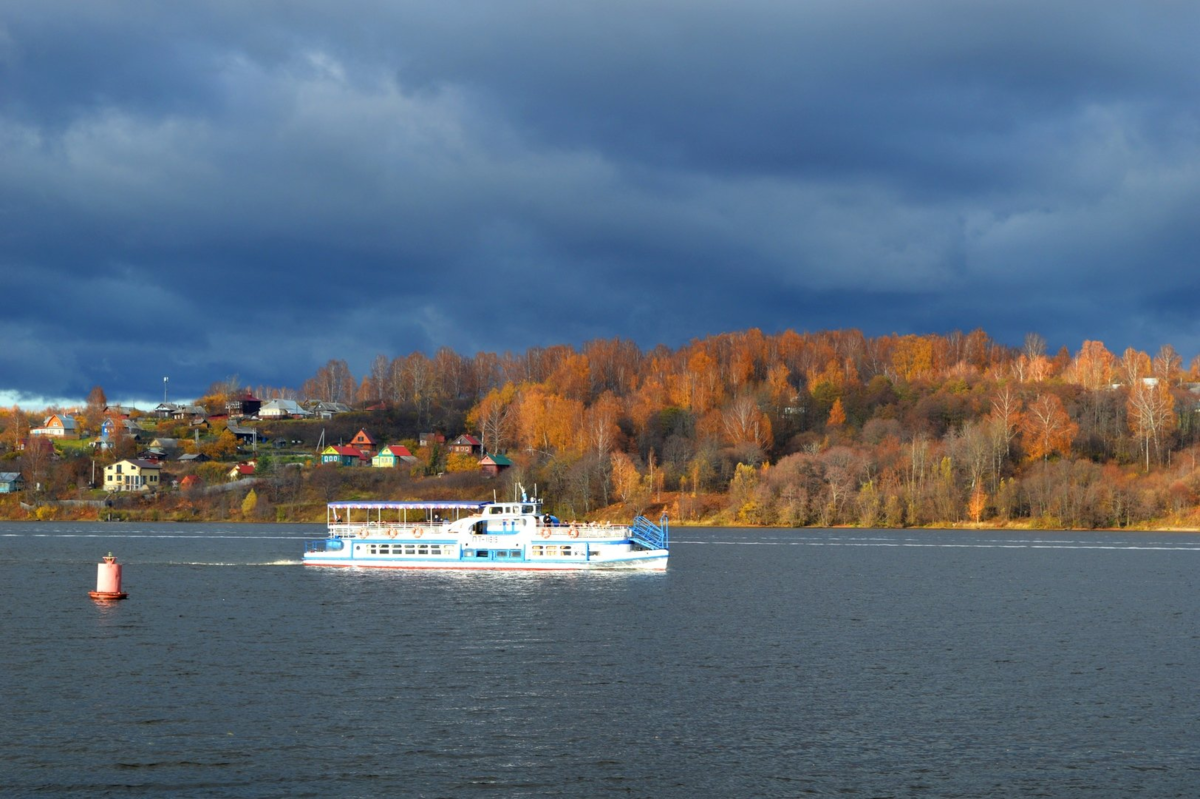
<box><xmin>243</xmin><ymin>328</ymin><xmax>1200</xmax><ymax>527</ymax></box>
<box><xmin>7</xmin><ymin>328</ymin><xmax>1200</xmax><ymax>527</ymax></box>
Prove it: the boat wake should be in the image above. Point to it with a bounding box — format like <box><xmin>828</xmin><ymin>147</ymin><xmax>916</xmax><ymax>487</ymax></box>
<box><xmin>0</xmin><ymin>533</ymin><xmax>305</xmax><ymax>540</ymax></box>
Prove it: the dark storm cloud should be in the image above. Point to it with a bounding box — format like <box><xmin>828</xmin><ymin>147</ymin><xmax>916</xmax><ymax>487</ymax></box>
<box><xmin>3</xmin><ymin>0</ymin><xmax>1200</xmax><ymax>404</ymax></box>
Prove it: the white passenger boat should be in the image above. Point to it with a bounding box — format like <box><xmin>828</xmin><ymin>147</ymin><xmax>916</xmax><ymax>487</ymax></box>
<box><xmin>303</xmin><ymin>497</ymin><xmax>669</xmax><ymax>570</ymax></box>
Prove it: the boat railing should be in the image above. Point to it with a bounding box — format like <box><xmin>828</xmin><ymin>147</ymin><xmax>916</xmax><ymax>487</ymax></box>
<box><xmin>630</xmin><ymin>514</ymin><xmax>669</xmax><ymax>550</ymax></box>
<box><xmin>539</xmin><ymin>521</ymin><xmax>615</xmax><ymax>539</ymax></box>
<box><xmin>329</xmin><ymin>519</ymin><xmax>457</xmax><ymax>538</ymax></box>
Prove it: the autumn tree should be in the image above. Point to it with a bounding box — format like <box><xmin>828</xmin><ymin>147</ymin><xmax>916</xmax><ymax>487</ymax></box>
<box><xmin>968</xmin><ymin>485</ymin><xmax>988</xmax><ymax>523</ymax></box>
<box><xmin>21</xmin><ymin>437</ymin><xmax>55</xmax><ymax>497</ymax></box>
<box><xmin>547</xmin><ymin>352</ymin><xmax>592</xmax><ymax>402</ymax></box>
<box><xmin>314</xmin><ymin>360</ymin><xmax>356</xmax><ymax>404</ymax></box>
<box><xmin>827</xmin><ymin>398</ymin><xmax>847</xmax><ymax>428</ymax></box>
<box><xmin>515</xmin><ymin>385</ymin><xmax>584</xmax><ymax>455</ymax></box>
<box><xmin>2</xmin><ymin>405</ymin><xmax>28</xmax><ymax>450</ymax></box>
<box><xmin>1127</xmin><ymin>380</ymin><xmax>1176</xmax><ymax>471</ymax></box>
<box><xmin>368</xmin><ymin>353</ymin><xmax>391</xmax><ymax>404</ymax></box>
<box><xmin>583</xmin><ymin>391</ymin><xmax>622</xmax><ymax>455</ymax></box>
<box><xmin>404</xmin><ymin>353</ymin><xmax>439</xmax><ymax>424</ymax></box>
<box><xmin>82</xmin><ymin>386</ymin><xmax>107</xmax><ymax>435</ymax></box>
<box><xmin>1117</xmin><ymin>347</ymin><xmax>1150</xmax><ymax>388</ymax></box>
<box><xmin>202</xmin><ymin>429</ymin><xmax>239</xmax><ymax>460</ymax></box>
<box><xmin>468</xmin><ymin>384</ymin><xmax>518</xmax><ymax>454</ymax></box>
<box><xmin>609</xmin><ymin>450</ymin><xmax>646</xmax><ymax>506</ymax></box>
<box><xmin>200</xmin><ymin>375</ymin><xmax>245</xmax><ymax>414</ymax></box>
<box><xmin>1068</xmin><ymin>341</ymin><xmax>1114</xmax><ymax>390</ymax></box>
<box><xmin>891</xmin><ymin>335</ymin><xmax>934</xmax><ymax>382</ymax></box>
<box><xmin>1019</xmin><ymin>393</ymin><xmax>1078</xmax><ymax>462</ymax></box>
<box><xmin>721</xmin><ymin>394</ymin><xmax>773</xmax><ymax>452</ymax></box>
<box><xmin>1154</xmin><ymin>344</ymin><xmax>1182</xmax><ymax>385</ymax></box>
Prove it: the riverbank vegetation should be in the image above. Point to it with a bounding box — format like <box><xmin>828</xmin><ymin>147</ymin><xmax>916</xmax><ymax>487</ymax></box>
<box><xmin>6</xmin><ymin>329</ymin><xmax>1200</xmax><ymax>529</ymax></box>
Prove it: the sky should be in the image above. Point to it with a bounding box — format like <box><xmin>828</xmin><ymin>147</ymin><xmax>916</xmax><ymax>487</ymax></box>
<box><xmin>3</xmin><ymin>1</ymin><xmax>1200</xmax><ymax>408</ymax></box>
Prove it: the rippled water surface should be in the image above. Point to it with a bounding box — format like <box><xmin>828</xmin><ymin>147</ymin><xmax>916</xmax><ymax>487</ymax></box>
<box><xmin>5</xmin><ymin>522</ymin><xmax>1200</xmax><ymax>797</ymax></box>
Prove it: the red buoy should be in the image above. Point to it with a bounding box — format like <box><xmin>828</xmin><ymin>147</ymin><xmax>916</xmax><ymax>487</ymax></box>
<box><xmin>89</xmin><ymin>553</ymin><xmax>128</xmax><ymax>601</ymax></box>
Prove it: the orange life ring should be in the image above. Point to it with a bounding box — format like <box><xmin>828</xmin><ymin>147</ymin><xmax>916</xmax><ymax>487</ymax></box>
<box><xmin>387</xmin><ymin>528</ymin><xmax>397</xmax><ymax>539</ymax></box>
<box><xmin>568</xmin><ymin>527</ymin><xmax>579</xmax><ymax>538</ymax></box>
<box><xmin>413</xmin><ymin>528</ymin><xmax>423</xmax><ymax>538</ymax></box>
<box><xmin>357</xmin><ymin>529</ymin><xmax>369</xmax><ymax>539</ymax></box>
<box><xmin>540</xmin><ymin>529</ymin><xmax>551</xmax><ymax>539</ymax></box>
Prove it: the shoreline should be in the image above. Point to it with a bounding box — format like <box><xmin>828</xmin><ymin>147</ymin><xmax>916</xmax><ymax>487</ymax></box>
<box><xmin>3</xmin><ymin>513</ymin><xmax>1198</xmax><ymax>534</ymax></box>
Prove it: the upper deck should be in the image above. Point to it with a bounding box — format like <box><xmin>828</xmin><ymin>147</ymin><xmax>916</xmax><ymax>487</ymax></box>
<box><xmin>323</xmin><ymin>498</ymin><xmax>668</xmax><ymax>550</ymax></box>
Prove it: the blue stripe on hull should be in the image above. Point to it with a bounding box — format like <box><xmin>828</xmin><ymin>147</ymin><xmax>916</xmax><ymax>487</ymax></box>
<box><xmin>303</xmin><ymin>553</ymin><xmax>668</xmax><ymax>570</ymax></box>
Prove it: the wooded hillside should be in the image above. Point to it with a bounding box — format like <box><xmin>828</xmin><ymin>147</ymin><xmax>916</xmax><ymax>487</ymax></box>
<box><xmin>6</xmin><ymin>328</ymin><xmax>1200</xmax><ymax>528</ymax></box>
<box><xmin>283</xmin><ymin>330</ymin><xmax>1200</xmax><ymax>528</ymax></box>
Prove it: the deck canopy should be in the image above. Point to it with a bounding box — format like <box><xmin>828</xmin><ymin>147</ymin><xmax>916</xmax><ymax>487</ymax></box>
<box><xmin>329</xmin><ymin>501</ymin><xmax>487</xmax><ymax>511</ymax></box>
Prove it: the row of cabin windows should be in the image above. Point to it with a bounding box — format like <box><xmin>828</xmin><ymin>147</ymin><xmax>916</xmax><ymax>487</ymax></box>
<box><xmin>530</xmin><ymin>545</ymin><xmax>579</xmax><ymax>557</ymax></box>
<box><xmin>363</xmin><ymin>543</ymin><xmax>449</xmax><ymax>556</ymax></box>
<box><xmin>464</xmin><ymin>549</ymin><xmax>523</xmax><ymax>558</ymax></box>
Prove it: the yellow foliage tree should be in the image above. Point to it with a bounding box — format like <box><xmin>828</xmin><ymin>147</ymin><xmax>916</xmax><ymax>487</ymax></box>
<box><xmin>468</xmin><ymin>384</ymin><xmax>518</xmax><ymax>454</ymax></box>
<box><xmin>892</xmin><ymin>335</ymin><xmax>934</xmax><ymax>381</ymax></box>
<box><xmin>610</xmin><ymin>450</ymin><xmax>644</xmax><ymax>504</ymax></box>
<box><xmin>445</xmin><ymin>452</ymin><xmax>478</xmax><ymax>473</ymax></box>
<box><xmin>202</xmin><ymin>429</ymin><xmax>239</xmax><ymax>460</ymax></box>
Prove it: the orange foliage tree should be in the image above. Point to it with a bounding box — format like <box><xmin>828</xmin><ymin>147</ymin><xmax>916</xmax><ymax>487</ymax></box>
<box><xmin>1018</xmin><ymin>393</ymin><xmax>1078</xmax><ymax>461</ymax></box>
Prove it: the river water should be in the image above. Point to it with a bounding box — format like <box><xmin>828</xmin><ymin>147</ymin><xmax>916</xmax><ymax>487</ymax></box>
<box><xmin>4</xmin><ymin>522</ymin><xmax>1200</xmax><ymax>797</ymax></box>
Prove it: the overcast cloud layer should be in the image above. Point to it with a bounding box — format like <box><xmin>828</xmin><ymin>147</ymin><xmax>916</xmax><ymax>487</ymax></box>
<box><xmin>3</xmin><ymin>1</ymin><xmax>1200</xmax><ymax>405</ymax></box>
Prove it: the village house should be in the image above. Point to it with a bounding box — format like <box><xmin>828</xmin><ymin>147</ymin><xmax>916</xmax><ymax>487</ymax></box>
<box><xmin>101</xmin><ymin>417</ymin><xmax>144</xmax><ymax>439</ymax></box>
<box><xmin>419</xmin><ymin>432</ymin><xmax>445</xmax><ymax>448</ymax></box>
<box><xmin>349</xmin><ymin>429</ymin><xmax>378</xmax><ymax>455</ymax></box>
<box><xmin>228</xmin><ymin>462</ymin><xmax>256</xmax><ymax>480</ymax></box>
<box><xmin>31</xmin><ymin>414</ymin><xmax>77</xmax><ymax>439</ymax></box>
<box><xmin>145</xmin><ymin>437</ymin><xmax>182</xmax><ymax>460</ymax></box>
<box><xmin>103</xmin><ymin>459</ymin><xmax>162</xmax><ymax>492</ymax></box>
<box><xmin>226</xmin><ymin>391</ymin><xmax>262</xmax><ymax>418</ymax></box>
<box><xmin>479</xmin><ymin>453</ymin><xmax>513</xmax><ymax>476</ymax></box>
<box><xmin>0</xmin><ymin>472</ymin><xmax>25</xmax><ymax>493</ymax></box>
<box><xmin>226</xmin><ymin>421</ymin><xmax>258</xmax><ymax>445</ymax></box>
<box><xmin>171</xmin><ymin>405</ymin><xmax>207</xmax><ymax>421</ymax></box>
<box><xmin>449</xmin><ymin>434</ymin><xmax>482</xmax><ymax>455</ymax></box>
<box><xmin>152</xmin><ymin>402</ymin><xmax>181</xmax><ymax>419</ymax></box>
<box><xmin>304</xmin><ymin>400</ymin><xmax>351</xmax><ymax>418</ymax></box>
<box><xmin>259</xmin><ymin>399</ymin><xmax>310</xmax><ymax>419</ymax></box>
<box><xmin>321</xmin><ymin>445</ymin><xmax>368</xmax><ymax>466</ymax></box>
<box><xmin>372</xmin><ymin>444</ymin><xmax>419</xmax><ymax>468</ymax></box>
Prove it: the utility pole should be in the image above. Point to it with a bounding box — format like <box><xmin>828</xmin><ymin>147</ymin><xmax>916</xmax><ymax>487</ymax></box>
<box><xmin>163</xmin><ymin>376</ymin><xmax>169</xmax><ymax>404</ymax></box>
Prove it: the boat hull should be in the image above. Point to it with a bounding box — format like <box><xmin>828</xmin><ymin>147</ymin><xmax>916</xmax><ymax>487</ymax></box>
<box><xmin>302</xmin><ymin>554</ymin><xmax>668</xmax><ymax>571</ymax></box>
